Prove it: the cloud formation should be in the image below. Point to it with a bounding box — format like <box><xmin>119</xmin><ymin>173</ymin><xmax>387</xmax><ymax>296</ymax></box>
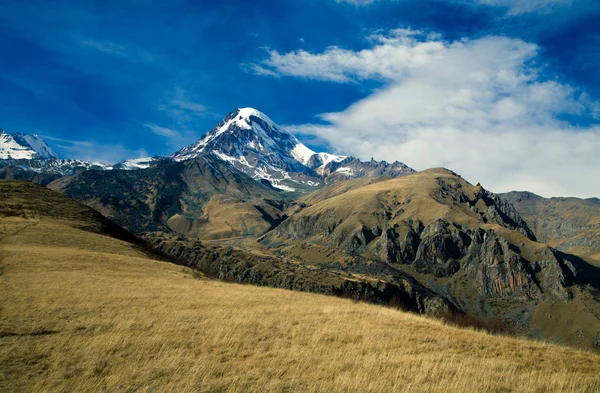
<box><xmin>260</xmin><ymin>31</ymin><xmax>599</xmax><ymax>197</ymax></box>
<box><xmin>144</xmin><ymin>124</ymin><xmax>179</xmax><ymax>138</ymax></box>
<box><xmin>252</xmin><ymin>29</ymin><xmax>443</xmax><ymax>82</ymax></box>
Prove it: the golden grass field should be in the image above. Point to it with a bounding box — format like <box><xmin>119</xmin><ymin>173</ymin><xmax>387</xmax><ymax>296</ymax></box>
<box><xmin>1</xmin><ymin>213</ymin><xmax>600</xmax><ymax>393</ymax></box>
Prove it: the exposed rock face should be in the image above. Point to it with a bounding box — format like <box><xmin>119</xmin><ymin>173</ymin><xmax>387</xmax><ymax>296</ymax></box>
<box><xmin>263</xmin><ymin>169</ymin><xmax>597</xmax><ymax>331</ymax></box>
<box><xmin>315</xmin><ymin>157</ymin><xmax>415</xmax><ymax>183</ymax></box>
<box><xmin>499</xmin><ymin>191</ymin><xmax>600</xmax><ymax>259</ymax></box>
<box><xmin>145</xmin><ymin>232</ymin><xmax>451</xmax><ymax>315</ymax></box>
<box><xmin>410</xmin><ymin>220</ymin><xmax>466</xmax><ymax>277</ymax></box>
<box><xmin>473</xmin><ymin>189</ymin><xmax>537</xmax><ymax>241</ymax></box>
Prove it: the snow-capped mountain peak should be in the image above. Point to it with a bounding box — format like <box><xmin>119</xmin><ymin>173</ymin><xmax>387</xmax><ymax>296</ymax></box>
<box><xmin>171</xmin><ymin>108</ymin><xmax>329</xmax><ymax>191</ymax></box>
<box><xmin>0</xmin><ymin>129</ymin><xmax>59</xmax><ymax>160</ymax></box>
<box><xmin>12</xmin><ymin>133</ymin><xmax>60</xmax><ymax>159</ymax></box>
<box><xmin>169</xmin><ymin>108</ymin><xmax>414</xmax><ymax>192</ymax></box>
<box><xmin>172</xmin><ymin>107</ymin><xmax>313</xmax><ymax>164</ymax></box>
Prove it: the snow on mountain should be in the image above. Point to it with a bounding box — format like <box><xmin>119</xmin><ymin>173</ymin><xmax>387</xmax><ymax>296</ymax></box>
<box><xmin>290</xmin><ymin>143</ymin><xmax>316</xmax><ymax>166</ymax></box>
<box><xmin>0</xmin><ymin>129</ymin><xmax>115</xmax><ymax>180</ymax></box>
<box><xmin>0</xmin><ymin>129</ymin><xmax>59</xmax><ymax>160</ymax></box>
<box><xmin>173</xmin><ymin>108</ymin><xmax>312</xmax><ymax>166</ymax></box>
<box><xmin>115</xmin><ymin>157</ymin><xmax>160</xmax><ymax>170</ymax></box>
<box><xmin>1</xmin><ymin>130</ymin><xmax>38</xmax><ymax>159</ymax></box>
<box><xmin>12</xmin><ymin>133</ymin><xmax>60</xmax><ymax>159</ymax></box>
<box><xmin>171</xmin><ymin>108</ymin><xmax>414</xmax><ymax>192</ymax></box>
<box><xmin>172</xmin><ymin>108</ymin><xmax>326</xmax><ymax>192</ymax></box>
<box><xmin>2</xmin><ymin>110</ymin><xmax>414</xmax><ymax>192</ymax></box>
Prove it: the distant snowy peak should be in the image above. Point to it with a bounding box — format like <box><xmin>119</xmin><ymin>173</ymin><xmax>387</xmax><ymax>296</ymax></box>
<box><xmin>171</xmin><ymin>107</ymin><xmax>342</xmax><ymax>173</ymax></box>
<box><xmin>170</xmin><ymin>108</ymin><xmax>414</xmax><ymax>192</ymax></box>
<box><xmin>1</xmin><ymin>130</ymin><xmax>33</xmax><ymax>159</ymax></box>
<box><xmin>114</xmin><ymin>157</ymin><xmax>161</xmax><ymax>170</ymax></box>
<box><xmin>0</xmin><ymin>129</ymin><xmax>59</xmax><ymax>160</ymax></box>
<box><xmin>12</xmin><ymin>133</ymin><xmax>60</xmax><ymax>159</ymax></box>
<box><xmin>171</xmin><ymin>108</ymin><xmax>326</xmax><ymax>192</ymax></box>
<box><xmin>172</xmin><ymin>107</ymin><xmax>312</xmax><ymax>167</ymax></box>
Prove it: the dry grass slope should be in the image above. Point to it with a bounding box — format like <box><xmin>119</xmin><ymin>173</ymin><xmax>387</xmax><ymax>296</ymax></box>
<box><xmin>1</xmin><ymin>180</ymin><xmax>600</xmax><ymax>392</ymax></box>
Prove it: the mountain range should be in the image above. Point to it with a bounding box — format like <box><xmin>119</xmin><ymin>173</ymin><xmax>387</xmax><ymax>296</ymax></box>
<box><xmin>2</xmin><ymin>108</ymin><xmax>600</xmax><ymax>350</ymax></box>
<box><xmin>0</xmin><ymin>108</ymin><xmax>414</xmax><ymax>191</ymax></box>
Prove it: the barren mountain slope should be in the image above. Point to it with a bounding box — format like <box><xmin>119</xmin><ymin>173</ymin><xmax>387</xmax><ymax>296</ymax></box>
<box><xmin>500</xmin><ymin>191</ymin><xmax>600</xmax><ymax>261</ymax></box>
<box><xmin>48</xmin><ymin>155</ymin><xmax>289</xmax><ymax>239</ymax></box>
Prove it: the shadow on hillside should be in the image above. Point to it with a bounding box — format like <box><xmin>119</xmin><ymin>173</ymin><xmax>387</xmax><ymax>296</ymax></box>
<box><xmin>558</xmin><ymin>251</ymin><xmax>600</xmax><ymax>289</ymax></box>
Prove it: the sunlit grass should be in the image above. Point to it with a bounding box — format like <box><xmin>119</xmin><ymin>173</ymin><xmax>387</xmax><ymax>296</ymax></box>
<box><xmin>1</xmin><ymin>217</ymin><xmax>599</xmax><ymax>392</ymax></box>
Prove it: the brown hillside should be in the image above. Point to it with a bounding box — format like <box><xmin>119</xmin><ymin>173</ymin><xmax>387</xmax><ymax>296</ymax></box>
<box><xmin>1</xmin><ymin>180</ymin><xmax>599</xmax><ymax>392</ymax></box>
<box><xmin>262</xmin><ymin>169</ymin><xmax>600</xmax><ymax>348</ymax></box>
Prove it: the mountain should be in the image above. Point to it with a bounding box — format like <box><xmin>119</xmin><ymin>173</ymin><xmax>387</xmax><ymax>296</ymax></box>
<box><xmin>0</xmin><ymin>128</ymin><xmax>111</xmax><ymax>184</ymax></box>
<box><xmin>0</xmin><ymin>129</ymin><xmax>59</xmax><ymax>160</ymax></box>
<box><xmin>0</xmin><ymin>180</ymin><xmax>149</xmax><ymax>246</ymax></box>
<box><xmin>112</xmin><ymin>156</ymin><xmax>163</xmax><ymax>170</ymax></box>
<box><xmin>0</xmin><ymin>157</ymin><xmax>109</xmax><ymax>185</ymax></box>
<box><xmin>172</xmin><ymin>108</ymin><xmax>414</xmax><ymax>192</ymax></box>
<box><xmin>500</xmin><ymin>191</ymin><xmax>600</xmax><ymax>261</ymax></box>
<box><xmin>253</xmin><ymin>169</ymin><xmax>600</xmax><ymax>348</ymax></box>
<box><xmin>1</xmin><ymin>109</ymin><xmax>414</xmax><ymax>193</ymax></box>
<box><xmin>49</xmin><ymin>154</ymin><xmax>289</xmax><ymax>239</ymax></box>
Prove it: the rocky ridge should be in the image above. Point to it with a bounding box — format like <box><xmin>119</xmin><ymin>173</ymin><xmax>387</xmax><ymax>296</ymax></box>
<box><xmin>500</xmin><ymin>191</ymin><xmax>600</xmax><ymax>260</ymax></box>
<box><xmin>259</xmin><ymin>169</ymin><xmax>600</xmax><ymax>340</ymax></box>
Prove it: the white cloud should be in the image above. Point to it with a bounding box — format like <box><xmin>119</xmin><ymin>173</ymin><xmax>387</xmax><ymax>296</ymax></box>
<box><xmin>80</xmin><ymin>39</ymin><xmax>155</xmax><ymax>62</ymax></box>
<box><xmin>157</xmin><ymin>86</ymin><xmax>218</xmax><ymax>125</ymax></box>
<box><xmin>169</xmin><ymin>100</ymin><xmax>208</xmax><ymax>113</ymax></box>
<box><xmin>252</xmin><ymin>29</ymin><xmax>443</xmax><ymax>82</ymax></box>
<box><xmin>143</xmin><ymin>123</ymin><xmax>179</xmax><ymax>138</ymax></box>
<box><xmin>255</xmin><ymin>31</ymin><xmax>600</xmax><ymax>198</ymax></box>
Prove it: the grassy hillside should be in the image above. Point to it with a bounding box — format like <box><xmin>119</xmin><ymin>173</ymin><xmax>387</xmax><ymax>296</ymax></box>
<box><xmin>1</xmin><ymin>180</ymin><xmax>600</xmax><ymax>392</ymax></box>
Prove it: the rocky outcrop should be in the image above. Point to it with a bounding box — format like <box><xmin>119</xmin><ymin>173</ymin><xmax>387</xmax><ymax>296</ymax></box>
<box><xmin>145</xmin><ymin>232</ymin><xmax>452</xmax><ymax>316</ymax></box>
<box><xmin>261</xmin><ymin>169</ymin><xmax>597</xmax><ymax>332</ymax></box>
<box><xmin>317</xmin><ymin>157</ymin><xmax>415</xmax><ymax>183</ymax></box>
<box><xmin>499</xmin><ymin>191</ymin><xmax>600</xmax><ymax>258</ymax></box>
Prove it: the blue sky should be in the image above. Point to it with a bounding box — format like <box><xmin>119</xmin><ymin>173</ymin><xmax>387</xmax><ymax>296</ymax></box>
<box><xmin>0</xmin><ymin>0</ymin><xmax>599</xmax><ymax>196</ymax></box>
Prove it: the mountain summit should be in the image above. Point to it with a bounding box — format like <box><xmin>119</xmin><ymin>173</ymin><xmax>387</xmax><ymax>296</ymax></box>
<box><xmin>172</xmin><ymin>108</ymin><xmax>414</xmax><ymax>192</ymax></box>
<box><xmin>0</xmin><ymin>129</ymin><xmax>59</xmax><ymax>160</ymax></box>
<box><xmin>172</xmin><ymin>108</ymin><xmax>319</xmax><ymax>165</ymax></box>
<box><xmin>171</xmin><ymin>108</ymin><xmax>333</xmax><ymax>191</ymax></box>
